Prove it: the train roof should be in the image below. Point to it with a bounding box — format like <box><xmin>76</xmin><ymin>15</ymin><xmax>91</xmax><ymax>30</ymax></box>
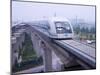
<box><xmin>48</xmin><ymin>17</ymin><xmax>70</xmax><ymax>22</ymax></box>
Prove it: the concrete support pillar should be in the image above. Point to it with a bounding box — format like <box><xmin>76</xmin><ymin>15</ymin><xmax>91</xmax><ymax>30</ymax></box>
<box><xmin>31</xmin><ymin>33</ymin><xmax>41</xmax><ymax>57</ymax></box>
<box><xmin>41</xmin><ymin>41</ymin><xmax>52</xmax><ymax>72</ymax></box>
<box><xmin>52</xmin><ymin>51</ymin><xmax>63</xmax><ymax>71</ymax></box>
<box><xmin>12</xmin><ymin>32</ymin><xmax>25</xmax><ymax>66</ymax></box>
<box><xmin>12</xmin><ymin>37</ymin><xmax>19</xmax><ymax>66</ymax></box>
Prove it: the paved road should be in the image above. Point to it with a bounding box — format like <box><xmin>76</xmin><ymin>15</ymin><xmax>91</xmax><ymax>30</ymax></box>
<box><xmin>61</xmin><ymin>40</ymin><xmax>95</xmax><ymax>58</ymax></box>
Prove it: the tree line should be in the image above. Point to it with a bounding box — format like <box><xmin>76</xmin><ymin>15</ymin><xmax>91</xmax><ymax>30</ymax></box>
<box><xmin>73</xmin><ymin>25</ymin><xmax>95</xmax><ymax>34</ymax></box>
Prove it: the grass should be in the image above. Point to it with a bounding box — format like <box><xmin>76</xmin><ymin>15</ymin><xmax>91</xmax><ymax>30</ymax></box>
<box><xmin>12</xmin><ymin>56</ymin><xmax>43</xmax><ymax>72</ymax></box>
<box><xmin>75</xmin><ymin>32</ymin><xmax>95</xmax><ymax>40</ymax></box>
<box><xmin>21</xmin><ymin>32</ymin><xmax>37</xmax><ymax>61</ymax></box>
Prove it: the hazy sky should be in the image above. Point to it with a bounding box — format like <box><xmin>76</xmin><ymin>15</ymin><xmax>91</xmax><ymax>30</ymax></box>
<box><xmin>12</xmin><ymin>1</ymin><xmax>95</xmax><ymax>23</ymax></box>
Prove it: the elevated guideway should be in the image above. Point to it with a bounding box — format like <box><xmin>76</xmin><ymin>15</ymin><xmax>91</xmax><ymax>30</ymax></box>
<box><xmin>12</xmin><ymin>24</ymin><xmax>96</xmax><ymax>73</ymax></box>
<box><xmin>30</xmin><ymin>25</ymin><xmax>96</xmax><ymax>68</ymax></box>
<box><xmin>54</xmin><ymin>40</ymin><xmax>95</xmax><ymax>68</ymax></box>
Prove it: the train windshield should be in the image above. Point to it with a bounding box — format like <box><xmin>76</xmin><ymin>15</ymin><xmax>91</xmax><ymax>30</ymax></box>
<box><xmin>55</xmin><ymin>22</ymin><xmax>72</xmax><ymax>34</ymax></box>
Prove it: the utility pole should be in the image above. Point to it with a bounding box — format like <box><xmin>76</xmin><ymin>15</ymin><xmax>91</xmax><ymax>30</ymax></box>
<box><xmin>76</xmin><ymin>16</ymin><xmax>77</xmax><ymax>25</ymax></box>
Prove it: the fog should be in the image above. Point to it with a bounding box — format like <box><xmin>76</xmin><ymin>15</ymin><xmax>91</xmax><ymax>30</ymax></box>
<box><xmin>12</xmin><ymin>1</ymin><xmax>95</xmax><ymax>23</ymax></box>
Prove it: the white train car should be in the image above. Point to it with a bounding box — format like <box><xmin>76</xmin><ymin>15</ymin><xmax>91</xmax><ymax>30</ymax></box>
<box><xmin>47</xmin><ymin>17</ymin><xmax>74</xmax><ymax>39</ymax></box>
<box><xmin>31</xmin><ymin>17</ymin><xmax>74</xmax><ymax>40</ymax></box>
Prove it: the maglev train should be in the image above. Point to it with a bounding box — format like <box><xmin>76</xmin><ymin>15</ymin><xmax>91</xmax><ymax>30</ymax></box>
<box><xmin>32</xmin><ymin>17</ymin><xmax>74</xmax><ymax>40</ymax></box>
